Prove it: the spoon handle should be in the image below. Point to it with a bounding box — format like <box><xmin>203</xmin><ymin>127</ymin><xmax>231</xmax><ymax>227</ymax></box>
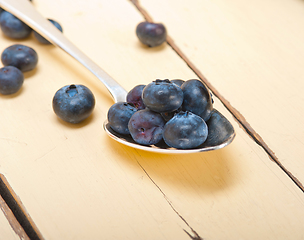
<box><xmin>0</xmin><ymin>0</ymin><xmax>127</xmax><ymax>102</ymax></box>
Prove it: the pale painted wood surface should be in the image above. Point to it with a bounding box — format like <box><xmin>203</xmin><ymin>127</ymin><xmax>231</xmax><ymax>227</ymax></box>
<box><xmin>139</xmin><ymin>0</ymin><xmax>304</xmax><ymax>183</ymax></box>
<box><xmin>0</xmin><ymin>0</ymin><xmax>303</xmax><ymax>240</ymax></box>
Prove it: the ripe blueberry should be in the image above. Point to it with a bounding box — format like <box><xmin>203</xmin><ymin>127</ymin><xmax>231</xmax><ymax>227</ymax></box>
<box><xmin>0</xmin><ymin>11</ymin><xmax>32</xmax><ymax>39</ymax></box>
<box><xmin>161</xmin><ymin>106</ymin><xmax>182</xmax><ymax>122</ymax></box>
<box><xmin>33</xmin><ymin>19</ymin><xmax>63</xmax><ymax>44</ymax></box>
<box><xmin>52</xmin><ymin>84</ymin><xmax>95</xmax><ymax>124</ymax></box>
<box><xmin>136</xmin><ymin>21</ymin><xmax>167</xmax><ymax>47</ymax></box>
<box><xmin>163</xmin><ymin>111</ymin><xmax>208</xmax><ymax>149</ymax></box>
<box><xmin>181</xmin><ymin>79</ymin><xmax>213</xmax><ymax>122</ymax></box>
<box><xmin>128</xmin><ymin>109</ymin><xmax>165</xmax><ymax>145</ymax></box>
<box><xmin>142</xmin><ymin>79</ymin><xmax>183</xmax><ymax>113</ymax></box>
<box><xmin>1</xmin><ymin>44</ymin><xmax>38</xmax><ymax>72</ymax></box>
<box><xmin>0</xmin><ymin>66</ymin><xmax>24</xmax><ymax>95</ymax></box>
<box><xmin>171</xmin><ymin>79</ymin><xmax>185</xmax><ymax>87</ymax></box>
<box><xmin>107</xmin><ymin>102</ymin><xmax>137</xmax><ymax>135</ymax></box>
<box><xmin>126</xmin><ymin>84</ymin><xmax>146</xmax><ymax>110</ymax></box>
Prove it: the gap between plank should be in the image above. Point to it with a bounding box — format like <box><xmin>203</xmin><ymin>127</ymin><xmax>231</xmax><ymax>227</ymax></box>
<box><xmin>129</xmin><ymin>0</ymin><xmax>304</xmax><ymax>192</ymax></box>
<box><xmin>0</xmin><ymin>174</ymin><xmax>44</xmax><ymax>240</ymax></box>
<box><xmin>0</xmin><ymin>194</ymin><xmax>30</xmax><ymax>240</ymax></box>
<box><xmin>136</xmin><ymin>160</ymin><xmax>204</xmax><ymax>240</ymax></box>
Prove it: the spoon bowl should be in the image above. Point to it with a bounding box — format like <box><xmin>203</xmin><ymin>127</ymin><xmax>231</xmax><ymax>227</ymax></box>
<box><xmin>0</xmin><ymin>0</ymin><xmax>235</xmax><ymax>153</ymax></box>
<box><xmin>104</xmin><ymin>109</ymin><xmax>235</xmax><ymax>153</ymax></box>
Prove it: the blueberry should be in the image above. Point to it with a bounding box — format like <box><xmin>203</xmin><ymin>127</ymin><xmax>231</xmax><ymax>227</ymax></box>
<box><xmin>161</xmin><ymin>106</ymin><xmax>182</xmax><ymax>122</ymax></box>
<box><xmin>170</xmin><ymin>79</ymin><xmax>185</xmax><ymax>87</ymax></box>
<box><xmin>126</xmin><ymin>84</ymin><xmax>146</xmax><ymax>110</ymax></box>
<box><xmin>33</xmin><ymin>19</ymin><xmax>63</xmax><ymax>44</ymax></box>
<box><xmin>52</xmin><ymin>84</ymin><xmax>95</xmax><ymax>124</ymax></box>
<box><xmin>0</xmin><ymin>66</ymin><xmax>24</xmax><ymax>95</ymax></box>
<box><xmin>0</xmin><ymin>11</ymin><xmax>32</xmax><ymax>39</ymax></box>
<box><xmin>1</xmin><ymin>44</ymin><xmax>38</xmax><ymax>72</ymax></box>
<box><xmin>181</xmin><ymin>79</ymin><xmax>213</xmax><ymax>122</ymax></box>
<box><xmin>128</xmin><ymin>109</ymin><xmax>165</xmax><ymax>145</ymax></box>
<box><xmin>136</xmin><ymin>21</ymin><xmax>167</xmax><ymax>47</ymax></box>
<box><xmin>142</xmin><ymin>79</ymin><xmax>183</xmax><ymax>113</ymax></box>
<box><xmin>163</xmin><ymin>111</ymin><xmax>208</xmax><ymax>149</ymax></box>
<box><xmin>107</xmin><ymin>102</ymin><xmax>137</xmax><ymax>135</ymax></box>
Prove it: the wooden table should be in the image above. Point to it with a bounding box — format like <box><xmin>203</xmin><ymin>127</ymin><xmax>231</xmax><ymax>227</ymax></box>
<box><xmin>0</xmin><ymin>194</ymin><xmax>29</xmax><ymax>240</ymax></box>
<box><xmin>0</xmin><ymin>0</ymin><xmax>304</xmax><ymax>239</ymax></box>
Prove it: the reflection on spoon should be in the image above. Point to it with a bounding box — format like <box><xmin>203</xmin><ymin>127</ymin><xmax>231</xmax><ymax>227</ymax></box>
<box><xmin>0</xmin><ymin>0</ymin><xmax>235</xmax><ymax>153</ymax></box>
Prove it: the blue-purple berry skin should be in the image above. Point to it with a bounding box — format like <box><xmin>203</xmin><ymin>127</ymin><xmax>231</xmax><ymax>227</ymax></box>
<box><xmin>171</xmin><ymin>79</ymin><xmax>185</xmax><ymax>87</ymax></box>
<box><xmin>142</xmin><ymin>79</ymin><xmax>183</xmax><ymax>113</ymax></box>
<box><xmin>161</xmin><ymin>106</ymin><xmax>182</xmax><ymax>122</ymax></box>
<box><xmin>52</xmin><ymin>84</ymin><xmax>95</xmax><ymax>124</ymax></box>
<box><xmin>128</xmin><ymin>109</ymin><xmax>165</xmax><ymax>146</ymax></box>
<box><xmin>126</xmin><ymin>84</ymin><xmax>146</xmax><ymax>110</ymax></box>
<box><xmin>107</xmin><ymin>102</ymin><xmax>137</xmax><ymax>135</ymax></box>
<box><xmin>1</xmin><ymin>44</ymin><xmax>38</xmax><ymax>72</ymax></box>
<box><xmin>181</xmin><ymin>79</ymin><xmax>213</xmax><ymax>122</ymax></box>
<box><xmin>34</xmin><ymin>19</ymin><xmax>63</xmax><ymax>44</ymax></box>
<box><xmin>0</xmin><ymin>11</ymin><xmax>32</xmax><ymax>39</ymax></box>
<box><xmin>163</xmin><ymin>111</ymin><xmax>208</xmax><ymax>149</ymax></box>
<box><xmin>136</xmin><ymin>21</ymin><xmax>167</xmax><ymax>47</ymax></box>
<box><xmin>0</xmin><ymin>66</ymin><xmax>24</xmax><ymax>95</ymax></box>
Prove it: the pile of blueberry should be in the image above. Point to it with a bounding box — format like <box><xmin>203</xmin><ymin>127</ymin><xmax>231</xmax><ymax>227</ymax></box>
<box><xmin>107</xmin><ymin>79</ymin><xmax>214</xmax><ymax>149</ymax></box>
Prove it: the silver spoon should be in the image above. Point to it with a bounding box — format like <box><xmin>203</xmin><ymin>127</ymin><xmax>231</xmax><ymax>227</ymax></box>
<box><xmin>0</xmin><ymin>0</ymin><xmax>235</xmax><ymax>153</ymax></box>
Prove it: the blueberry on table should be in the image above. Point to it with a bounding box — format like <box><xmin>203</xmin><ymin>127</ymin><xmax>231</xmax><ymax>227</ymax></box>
<box><xmin>1</xmin><ymin>44</ymin><xmax>38</xmax><ymax>72</ymax></box>
<box><xmin>33</xmin><ymin>19</ymin><xmax>63</xmax><ymax>44</ymax></box>
<box><xmin>0</xmin><ymin>11</ymin><xmax>32</xmax><ymax>39</ymax></box>
<box><xmin>107</xmin><ymin>102</ymin><xmax>137</xmax><ymax>135</ymax></box>
<box><xmin>136</xmin><ymin>21</ymin><xmax>167</xmax><ymax>47</ymax></box>
<box><xmin>128</xmin><ymin>109</ymin><xmax>165</xmax><ymax>146</ymax></box>
<box><xmin>142</xmin><ymin>79</ymin><xmax>183</xmax><ymax>113</ymax></box>
<box><xmin>181</xmin><ymin>79</ymin><xmax>213</xmax><ymax>122</ymax></box>
<box><xmin>0</xmin><ymin>66</ymin><xmax>24</xmax><ymax>95</ymax></box>
<box><xmin>52</xmin><ymin>84</ymin><xmax>95</xmax><ymax>124</ymax></box>
<box><xmin>126</xmin><ymin>84</ymin><xmax>146</xmax><ymax>110</ymax></box>
<box><xmin>163</xmin><ymin>111</ymin><xmax>208</xmax><ymax>149</ymax></box>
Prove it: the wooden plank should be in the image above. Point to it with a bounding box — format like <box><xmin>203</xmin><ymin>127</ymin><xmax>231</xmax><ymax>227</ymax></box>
<box><xmin>0</xmin><ymin>194</ymin><xmax>30</xmax><ymax>240</ymax></box>
<box><xmin>136</xmin><ymin>0</ymin><xmax>304</xmax><ymax>185</ymax></box>
<box><xmin>0</xmin><ymin>0</ymin><xmax>303</xmax><ymax>239</ymax></box>
<box><xmin>0</xmin><ymin>174</ymin><xmax>44</xmax><ymax>240</ymax></box>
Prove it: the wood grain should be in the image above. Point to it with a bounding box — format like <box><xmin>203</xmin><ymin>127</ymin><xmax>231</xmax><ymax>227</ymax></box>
<box><xmin>0</xmin><ymin>0</ymin><xmax>303</xmax><ymax>239</ymax></box>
